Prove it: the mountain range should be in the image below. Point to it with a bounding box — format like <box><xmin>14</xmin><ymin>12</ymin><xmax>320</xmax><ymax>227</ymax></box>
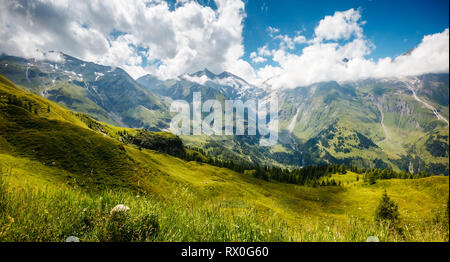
<box><xmin>0</xmin><ymin>52</ymin><xmax>448</xmax><ymax>174</ymax></box>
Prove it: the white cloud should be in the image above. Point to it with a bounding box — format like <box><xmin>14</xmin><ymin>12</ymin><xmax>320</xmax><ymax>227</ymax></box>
<box><xmin>0</xmin><ymin>0</ymin><xmax>254</xmax><ymax>80</ymax></box>
<box><xmin>0</xmin><ymin>3</ymin><xmax>447</xmax><ymax>87</ymax></box>
<box><xmin>314</xmin><ymin>8</ymin><xmax>364</xmax><ymax>41</ymax></box>
<box><xmin>389</xmin><ymin>28</ymin><xmax>449</xmax><ymax>77</ymax></box>
<box><xmin>266</xmin><ymin>26</ymin><xmax>280</xmax><ymax>36</ymax></box>
<box><xmin>257</xmin><ymin>45</ymin><xmax>272</xmax><ymax>57</ymax></box>
<box><xmin>250</xmin><ymin>52</ymin><xmax>267</xmax><ymax>63</ymax></box>
<box><xmin>293</xmin><ymin>35</ymin><xmax>307</xmax><ymax>44</ymax></box>
<box><xmin>180</xmin><ymin>74</ymin><xmax>209</xmax><ymax>85</ymax></box>
<box><xmin>275</xmin><ymin>35</ymin><xmax>295</xmax><ymax>50</ymax></box>
<box><xmin>264</xmin><ymin>26</ymin><xmax>308</xmax><ymax>53</ymax></box>
<box><xmin>254</xmin><ymin>8</ymin><xmax>449</xmax><ymax>89</ymax></box>
<box><xmin>252</xmin><ymin>56</ymin><xmax>267</xmax><ymax>64</ymax></box>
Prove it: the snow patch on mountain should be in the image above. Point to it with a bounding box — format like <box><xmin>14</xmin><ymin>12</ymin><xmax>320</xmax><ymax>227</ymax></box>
<box><xmin>94</xmin><ymin>72</ymin><xmax>104</xmax><ymax>81</ymax></box>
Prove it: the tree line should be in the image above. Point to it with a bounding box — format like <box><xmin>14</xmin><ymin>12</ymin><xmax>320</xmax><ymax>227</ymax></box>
<box><xmin>362</xmin><ymin>168</ymin><xmax>433</xmax><ymax>185</ymax></box>
<box><xmin>4</xmin><ymin>94</ymin><xmax>51</xmax><ymax>115</ymax></box>
<box><xmin>184</xmin><ymin>147</ymin><xmax>438</xmax><ymax>187</ymax></box>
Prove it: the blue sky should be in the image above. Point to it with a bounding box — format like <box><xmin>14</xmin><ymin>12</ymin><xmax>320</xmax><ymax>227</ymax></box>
<box><xmin>242</xmin><ymin>0</ymin><xmax>449</xmax><ymax>65</ymax></box>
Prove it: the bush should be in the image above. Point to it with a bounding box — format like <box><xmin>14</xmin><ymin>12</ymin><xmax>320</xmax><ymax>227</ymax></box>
<box><xmin>368</xmin><ymin>174</ymin><xmax>376</xmax><ymax>185</ymax></box>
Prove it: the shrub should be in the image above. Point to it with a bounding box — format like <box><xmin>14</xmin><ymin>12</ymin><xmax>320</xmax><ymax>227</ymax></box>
<box><xmin>368</xmin><ymin>174</ymin><xmax>377</xmax><ymax>185</ymax></box>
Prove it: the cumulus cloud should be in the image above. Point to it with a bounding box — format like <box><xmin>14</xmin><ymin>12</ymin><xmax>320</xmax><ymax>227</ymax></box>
<box><xmin>314</xmin><ymin>8</ymin><xmax>364</xmax><ymax>41</ymax></box>
<box><xmin>0</xmin><ymin>0</ymin><xmax>254</xmax><ymax>80</ymax></box>
<box><xmin>0</xmin><ymin>3</ymin><xmax>448</xmax><ymax>87</ymax></box>
<box><xmin>255</xmin><ymin>8</ymin><xmax>449</xmax><ymax>89</ymax></box>
<box><xmin>387</xmin><ymin>28</ymin><xmax>449</xmax><ymax>77</ymax></box>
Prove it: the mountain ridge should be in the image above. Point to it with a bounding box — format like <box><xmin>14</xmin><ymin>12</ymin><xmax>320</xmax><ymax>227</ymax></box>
<box><xmin>0</xmin><ymin>53</ymin><xmax>448</xmax><ymax>174</ymax></box>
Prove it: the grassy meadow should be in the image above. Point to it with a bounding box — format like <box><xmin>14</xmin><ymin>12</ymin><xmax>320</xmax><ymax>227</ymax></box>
<box><xmin>1</xmin><ymin>152</ymin><xmax>448</xmax><ymax>242</ymax></box>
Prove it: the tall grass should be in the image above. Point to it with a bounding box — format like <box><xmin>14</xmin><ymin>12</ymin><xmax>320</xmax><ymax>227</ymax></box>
<box><xmin>0</xmin><ymin>171</ymin><xmax>448</xmax><ymax>242</ymax></box>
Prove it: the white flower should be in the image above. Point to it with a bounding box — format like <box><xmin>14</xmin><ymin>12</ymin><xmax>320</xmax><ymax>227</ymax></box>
<box><xmin>366</xmin><ymin>236</ymin><xmax>379</xmax><ymax>242</ymax></box>
<box><xmin>66</xmin><ymin>236</ymin><xmax>80</xmax><ymax>242</ymax></box>
<box><xmin>110</xmin><ymin>204</ymin><xmax>130</xmax><ymax>215</ymax></box>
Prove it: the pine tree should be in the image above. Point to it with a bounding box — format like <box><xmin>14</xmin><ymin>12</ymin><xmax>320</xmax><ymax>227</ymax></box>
<box><xmin>375</xmin><ymin>190</ymin><xmax>400</xmax><ymax>225</ymax></box>
<box><xmin>369</xmin><ymin>173</ymin><xmax>376</xmax><ymax>185</ymax></box>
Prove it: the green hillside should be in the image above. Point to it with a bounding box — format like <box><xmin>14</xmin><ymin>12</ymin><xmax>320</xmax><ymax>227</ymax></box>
<box><xmin>0</xmin><ymin>74</ymin><xmax>448</xmax><ymax>242</ymax></box>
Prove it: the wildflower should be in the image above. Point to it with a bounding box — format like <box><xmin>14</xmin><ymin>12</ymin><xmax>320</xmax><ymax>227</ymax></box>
<box><xmin>110</xmin><ymin>204</ymin><xmax>130</xmax><ymax>215</ymax></box>
<box><xmin>366</xmin><ymin>236</ymin><xmax>379</xmax><ymax>242</ymax></box>
<box><xmin>66</xmin><ymin>236</ymin><xmax>80</xmax><ymax>242</ymax></box>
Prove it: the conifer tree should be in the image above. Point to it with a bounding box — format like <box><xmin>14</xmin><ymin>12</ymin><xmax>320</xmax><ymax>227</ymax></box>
<box><xmin>375</xmin><ymin>190</ymin><xmax>400</xmax><ymax>225</ymax></box>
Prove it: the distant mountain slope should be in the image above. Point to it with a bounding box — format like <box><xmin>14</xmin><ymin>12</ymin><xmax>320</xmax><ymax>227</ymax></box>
<box><xmin>137</xmin><ymin>69</ymin><xmax>266</xmax><ymax>101</ymax></box>
<box><xmin>0</xmin><ymin>53</ymin><xmax>171</xmax><ymax>130</ymax></box>
<box><xmin>1</xmin><ymin>53</ymin><xmax>448</xmax><ymax>174</ymax></box>
<box><xmin>277</xmin><ymin>75</ymin><xmax>449</xmax><ymax>174</ymax></box>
